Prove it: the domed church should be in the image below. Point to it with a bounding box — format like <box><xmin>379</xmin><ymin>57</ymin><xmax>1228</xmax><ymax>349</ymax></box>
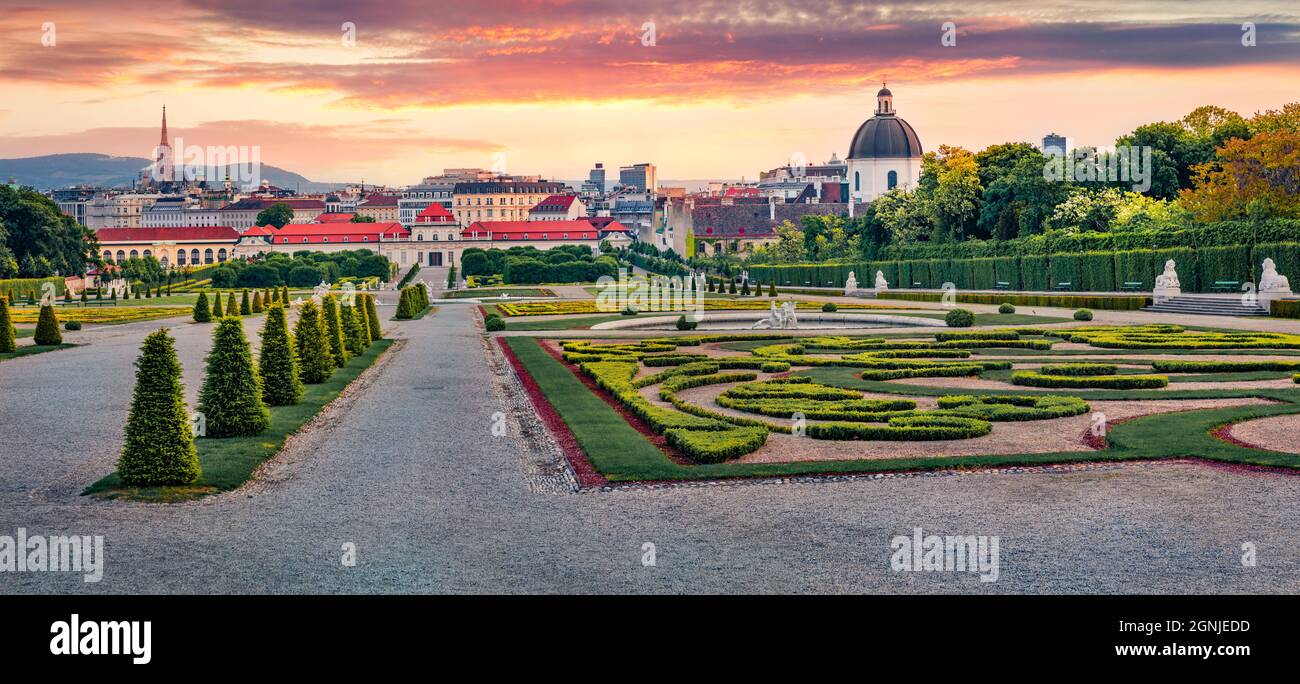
<box><xmin>847</xmin><ymin>84</ymin><xmax>923</xmax><ymax>202</ymax></box>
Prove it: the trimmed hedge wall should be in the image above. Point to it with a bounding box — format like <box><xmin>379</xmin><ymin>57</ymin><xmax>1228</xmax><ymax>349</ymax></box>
<box><xmin>878</xmin><ymin>291</ymin><xmax>1150</xmax><ymax>311</ymax></box>
<box><xmin>748</xmin><ymin>241</ymin><xmax>1300</xmax><ymax>294</ymax></box>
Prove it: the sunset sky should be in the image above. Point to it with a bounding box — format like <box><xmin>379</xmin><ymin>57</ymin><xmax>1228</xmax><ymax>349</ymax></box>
<box><xmin>0</xmin><ymin>0</ymin><xmax>1297</xmax><ymax>185</ymax></box>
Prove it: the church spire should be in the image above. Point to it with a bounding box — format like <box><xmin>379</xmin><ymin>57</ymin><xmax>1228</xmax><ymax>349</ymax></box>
<box><xmin>159</xmin><ymin>106</ymin><xmax>169</xmax><ymax>147</ymax></box>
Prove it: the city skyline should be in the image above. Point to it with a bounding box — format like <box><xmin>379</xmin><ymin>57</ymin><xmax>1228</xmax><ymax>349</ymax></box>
<box><xmin>0</xmin><ymin>1</ymin><xmax>1298</xmax><ymax>184</ymax></box>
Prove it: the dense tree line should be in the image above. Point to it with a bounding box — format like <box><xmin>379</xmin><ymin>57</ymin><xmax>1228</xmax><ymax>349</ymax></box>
<box><xmin>748</xmin><ymin>102</ymin><xmax>1300</xmax><ymax>266</ymax></box>
<box><xmin>208</xmin><ymin>249</ymin><xmax>392</xmax><ymax>288</ymax></box>
<box><xmin>0</xmin><ymin>185</ymin><xmax>97</xmax><ymax>278</ymax></box>
<box><xmin>460</xmin><ymin>245</ymin><xmax>618</xmax><ymax>284</ymax></box>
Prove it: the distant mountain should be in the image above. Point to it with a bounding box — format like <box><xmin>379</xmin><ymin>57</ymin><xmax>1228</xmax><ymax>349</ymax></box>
<box><xmin>0</xmin><ymin>153</ymin><xmax>340</xmax><ymax>193</ymax></box>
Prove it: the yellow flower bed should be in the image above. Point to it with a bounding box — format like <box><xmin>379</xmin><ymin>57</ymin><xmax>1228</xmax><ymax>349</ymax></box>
<box><xmin>9</xmin><ymin>306</ymin><xmax>188</xmax><ymax>325</ymax></box>
<box><xmin>494</xmin><ymin>299</ymin><xmax>917</xmax><ymax>317</ymax></box>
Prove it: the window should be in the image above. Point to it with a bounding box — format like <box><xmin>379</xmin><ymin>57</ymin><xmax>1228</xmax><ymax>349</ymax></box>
<box><xmin>177</xmin><ymin>251</ymin><xmax>186</xmax><ymax>265</ymax></box>
<box><xmin>116</xmin><ymin>250</ymin><xmax>126</xmax><ymax>262</ymax></box>
<box><xmin>217</xmin><ymin>249</ymin><xmax>227</xmax><ymax>262</ymax></box>
<box><xmin>282</xmin><ymin>237</ymin><xmax>289</xmax><ymax>244</ymax></box>
<box><xmin>363</xmin><ymin>237</ymin><xmax>369</xmax><ymax>242</ymax></box>
<box><xmin>191</xmin><ymin>249</ymin><xmax>200</xmax><ymax>263</ymax></box>
<box><xmin>343</xmin><ymin>237</ymin><xmax>349</xmax><ymax>243</ymax></box>
<box><xmin>204</xmin><ymin>249</ymin><xmax>214</xmax><ymax>264</ymax></box>
<box><xmin>854</xmin><ymin>171</ymin><xmax>860</xmax><ymax>192</ymax></box>
<box><xmin>303</xmin><ymin>238</ymin><xmax>309</xmax><ymax>243</ymax></box>
<box><xmin>563</xmin><ymin>233</ymin><xmax>569</xmax><ymax>239</ymax></box>
<box><xmin>143</xmin><ymin>250</ymin><xmax>152</xmax><ymax>258</ymax></box>
<box><xmin>102</xmin><ymin>250</ymin><xmax>112</xmax><ymax>260</ymax></box>
<box><xmin>887</xmin><ymin>170</ymin><xmax>898</xmax><ymax>190</ymax></box>
<box><xmin>129</xmin><ymin>250</ymin><xmax>139</xmax><ymax>259</ymax></box>
<box><xmin>322</xmin><ymin>237</ymin><xmax>329</xmax><ymax>243</ymax></box>
<box><xmin>416</xmin><ymin>234</ymin><xmax>423</xmax><ymax>242</ymax></box>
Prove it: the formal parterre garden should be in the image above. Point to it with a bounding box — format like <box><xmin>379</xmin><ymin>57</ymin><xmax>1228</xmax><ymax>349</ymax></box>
<box><xmin>504</xmin><ymin>323</ymin><xmax>1300</xmax><ymax>483</ymax></box>
<box><xmin>493</xmin><ymin>298</ymin><xmax>921</xmax><ymax>317</ymax></box>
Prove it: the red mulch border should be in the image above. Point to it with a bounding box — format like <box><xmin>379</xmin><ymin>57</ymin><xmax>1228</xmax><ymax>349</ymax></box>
<box><xmin>496</xmin><ymin>337</ymin><xmax>606</xmax><ymax>488</ymax></box>
<box><xmin>536</xmin><ymin>340</ymin><xmax>693</xmax><ymax>465</ymax></box>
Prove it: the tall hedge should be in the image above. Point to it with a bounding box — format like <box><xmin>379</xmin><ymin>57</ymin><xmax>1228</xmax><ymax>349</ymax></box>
<box><xmin>33</xmin><ymin>305</ymin><xmax>62</xmax><ymax>345</ymax></box>
<box><xmin>0</xmin><ymin>296</ymin><xmax>15</xmax><ymax>353</ymax></box>
<box><xmin>197</xmin><ymin>317</ymin><xmax>271</xmax><ymax>437</ymax></box>
<box><xmin>321</xmin><ymin>294</ymin><xmax>349</xmax><ymax>367</ymax></box>
<box><xmin>193</xmin><ymin>292</ymin><xmax>211</xmax><ymax>323</ymax></box>
<box><xmin>295</xmin><ymin>300</ymin><xmax>335</xmax><ymax>384</ymax></box>
<box><xmin>259</xmin><ymin>304</ymin><xmax>303</xmax><ymax>406</ymax></box>
<box><xmin>116</xmin><ymin>329</ymin><xmax>201</xmax><ymax>486</ymax></box>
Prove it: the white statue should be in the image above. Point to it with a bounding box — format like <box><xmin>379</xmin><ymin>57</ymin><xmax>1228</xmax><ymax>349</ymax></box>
<box><xmin>1153</xmin><ymin>259</ymin><xmax>1182</xmax><ymax>302</ymax></box>
<box><xmin>781</xmin><ymin>301</ymin><xmax>799</xmax><ymax>329</ymax></box>
<box><xmin>1155</xmin><ymin>260</ymin><xmax>1180</xmax><ymax>289</ymax></box>
<box><xmin>1259</xmin><ymin>258</ymin><xmax>1291</xmax><ymax>292</ymax></box>
<box><xmin>751</xmin><ymin>300</ymin><xmax>799</xmax><ymax>329</ymax></box>
<box><xmin>874</xmin><ymin>270</ymin><xmax>889</xmax><ymax>290</ymax></box>
<box><xmin>844</xmin><ymin>271</ymin><xmax>858</xmax><ymax>294</ymax></box>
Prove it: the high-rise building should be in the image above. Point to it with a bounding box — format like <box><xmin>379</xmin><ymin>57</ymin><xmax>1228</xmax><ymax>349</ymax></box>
<box><xmin>582</xmin><ymin>163</ymin><xmax>606</xmax><ymax>196</ymax></box>
<box><xmin>1042</xmin><ymin>133</ymin><xmax>1067</xmax><ymax>156</ymax></box>
<box><xmin>618</xmin><ymin>163</ymin><xmax>656</xmax><ymax>195</ymax></box>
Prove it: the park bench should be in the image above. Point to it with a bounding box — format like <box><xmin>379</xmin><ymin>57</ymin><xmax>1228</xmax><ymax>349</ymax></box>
<box><xmin>1053</xmin><ymin>282</ymin><xmax>1073</xmax><ymax>292</ymax></box>
<box><xmin>911</xmin><ymin>282</ymin><xmax>923</xmax><ymax>288</ymax></box>
<box><xmin>1210</xmin><ymin>280</ymin><xmax>1240</xmax><ymax>292</ymax></box>
<box><xmin>1120</xmin><ymin>281</ymin><xmax>1144</xmax><ymax>292</ymax></box>
<box><xmin>994</xmin><ymin>281</ymin><xmax>1011</xmax><ymax>290</ymax></box>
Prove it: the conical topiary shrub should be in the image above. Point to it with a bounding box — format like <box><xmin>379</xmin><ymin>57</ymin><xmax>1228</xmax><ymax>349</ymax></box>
<box><xmin>294</xmin><ymin>299</ymin><xmax>334</xmax><ymax>384</ymax></box>
<box><xmin>321</xmin><ymin>294</ymin><xmax>349</xmax><ymax>367</ymax></box>
<box><xmin>193</xmin><ymin>292</ymin><xmax>212</xmax><ymax>323</ymax></box>
<box><xmin>226</xmin><ymin>291</ymin><xmax>238</xmax><ymax>316</ymax></box>
<box><xmin>197</xmin><ymin>317</ymin><xmax>271</xmax><ymax>437</ymax></box>
<box><xmin>0</xmin><ymin>296</ymin><xmax>15</xmax><ymax>353</ymax></box>
<box><xmin>259</xmin><ymin>304</ymin><xmax>303</xmax><ymax>406</ymax></box>
<box><xmin>251</xmin><ymin>290</ymin><xmax>264</xmax><ymax>314</ymax></box>
<box><xmin>240</xmin><ymin>290</ymin><xmax>251</xmax><ymax>316</ymax></box>
<box><xmin>363</xmin><ymin>294</ymin><xmax>382</xmax><ymax>340</ymax></box>
<box><xmin>211</xmin><ymin>291</ymin><xmax>224</xmax><ymax>317</ymax></box>
<box><xmin>768</xmin><ymin>282</ymin><xmax>777</xmax><ymax>297</ymax></box>
<box><xmin>341</xmin><ymin>303</ymin><xmax>366</xmax><ymax>355</ymax></box>
<box><xmin>355</xmin><ymin>297</ymin><xmax>373</xmax><ymax>346</ymax></box>
<box><xmin>116</xmin><ymin>328</ymin><xmax>201</xmax><ymax>486</ymax></box>
<box><xmin>33</xmin><ymin>304</ymin><xmax>62</xmax><ymax>345</ymax></box>
<box><xmin>280</xmin><ymin>285</ymin><xmax>289</xmax><ymax>304</ymax></box>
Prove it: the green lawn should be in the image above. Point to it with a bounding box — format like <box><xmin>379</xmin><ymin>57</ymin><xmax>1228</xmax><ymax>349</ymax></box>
<box><xmin>899</xmin><ymin>312</ymin><xmax>1071</xmax><ymax>325</ymax></box>
<box><xmin>503</xmin><ymin>313</ymin><xmax>638</xmax><ymax>331</ymax></box>
<box><xmin>0</xmin><ymin>343</ymin><xmax>76</xmax><ymax>362</ymax></box>
<box><xmin>84</xmin><ymin>339</ymin><xmax>394</xmax><ymax>502</ymax></box>
<box><xmin>506</xmin><ymin>336</ymin><xmax>1300</xmax><ymax>483</ymax></box>
<box><xmin>444</xmin><ymin>287</ymin><xmax>552</xmax><ymax>299</ymax></box>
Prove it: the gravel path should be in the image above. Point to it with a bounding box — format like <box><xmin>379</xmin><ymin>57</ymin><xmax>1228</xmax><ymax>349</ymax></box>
<box><xmin>2</xmin><ymin>306</ymin><xmax>1299</xmax><ymax>593</ymax></box>
<box><xmin>1226</xmin><ymin>414</ymin><xmax>1300</xmax><ymax>455</ymax></box>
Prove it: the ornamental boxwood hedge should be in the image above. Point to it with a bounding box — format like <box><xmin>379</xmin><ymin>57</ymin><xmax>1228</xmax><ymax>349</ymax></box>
<box><xmin>944</xmin><ymin>308</ymin><xmax>975</xmax><ymax>327</ymax></box>
<box><xmin>1037</xmin><ymin>363</ymin><xmax>1117</xmax><ymax>376</ymax></box>
<box><xmin>1152</xmin><ymin>359</ymin><xmax>1300</xmax><ymax>373</ymax></box>
<box><xmin>1010</xmin><ymin>370</ymin><xmax>1168</xmax><ymax>389</ymax></box>
<box><xmin>664</xmin><ymin>426</ymin><xmax>768</xmax><ymax>463</ymax></box>
<box><xmin>805</xmin><ymin>415</ymin><xmax>992</xmax><ymax>441</ymax></box>
<box><xmin>0</xmin><ymin>296</ymin><xmax>15</xmax><ymax>353</ymax></box>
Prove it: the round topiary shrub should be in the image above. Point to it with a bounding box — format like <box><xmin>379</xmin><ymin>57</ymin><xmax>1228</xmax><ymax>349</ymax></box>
<box><xmin>944</xmin><ymin>308</ymin><xmax>975</xmax><ymax>328</ymax></box>
<box><xmin>998</xmin><ymin>302</ymin><xmax>1015</xmax><ymax>314</ymax></box>
<box><xmin>116</xmin><ymin>328</ymin><xmax>201</xmax><ymax>486</ymax></box>
<box><xmin>64</xmin><ymin>320</ymin><xmax>82</xmax><ymax>331</ymax></box>
<box><xmin>621</xmin><ymin>306</ymin><xmax>639</xmax><ymax>316</ymax></box>
<box><xmin>822</xmin><ymin>302</ymin><xmax>838</xmax><ymax>313</ymax></box>
<box><xmin>485</xmin><ymin>316</ymin><xmax>506</xmax><ymax>331</ymax></box>
<box><xmin>675</xmin><ymin>315</ymin><xmax>698</xmax><ymax>330</ymax></box>
<box><xmin>1074</xmin><ymin>308</ymin><xmax>1094</xmax><ymax>321</ymax></box>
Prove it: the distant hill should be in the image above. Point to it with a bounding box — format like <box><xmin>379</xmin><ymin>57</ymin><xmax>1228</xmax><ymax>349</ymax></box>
<box><xmin>0</xmin><ymin>153</ymin><xmax>341</xmax><ymax>193</ymax></box>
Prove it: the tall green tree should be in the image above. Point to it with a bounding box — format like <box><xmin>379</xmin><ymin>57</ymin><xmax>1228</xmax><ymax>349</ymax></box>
<box><xmin>340</xmin><ymin>303</ymin><xmax>367</xmax><ymax>355</ymax></box>
<box><xmin>116</xmin><ymin>329</ymin><xmax>201</xmax><ymax>486</ymax></box>
<box><xmin>254</xmin><ymin>202</ymin><xmax>295</xmax><ymax>228</ymax></box>
<box><xmin>0</xmin><ymin>185</ymin><xmax>97</xmax><ymax>277</ymax></box>
<box><xmin>197</xmin><ymin>318</ymin><xmax>271</xmax><ymax>437</ymax></box>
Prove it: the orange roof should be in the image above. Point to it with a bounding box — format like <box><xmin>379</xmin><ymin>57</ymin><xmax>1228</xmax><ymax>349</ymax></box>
<box><xmin>460</xmin><ymin>219</ymin><xmax>602</xmax><ymax>241</ymax></box>
<box><xmin>96</xmin><ymin>227</ymin><xmax>240</xmax><ymax>243</ymax></box>
<box><xmin>315</xmin><ymin>213</ymin><xmax>356</xmax><ymax>223</ymax></box>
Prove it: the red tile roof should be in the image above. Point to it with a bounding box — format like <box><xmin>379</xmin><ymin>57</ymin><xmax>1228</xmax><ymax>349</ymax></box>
<box><xmin>529</xmin><ymin>194</ymin><xmax>578</xmax><ymax>213</ymax></box>
<box><xmin>314</xmin><ymin>213</ymin><xmax>356</xmax><ymax>223</ymax></box>
<box><xmin>414</xmin><ymin>203</ymin><xmax>455</xmax><ymax>223</ymax></box>
<box><xmin>359</xmin><ymin>193</ymin><xmax>399</xmax><ymax>207</ymax></box>
<box><xmin>265</xmin><ymin>222</ymin><xmax>409</xmax><ymax>245</ymax></box>
<box><xmin>220</xmin><ymin>198</ymin><xmax>325</xmax><ymax>211</ymax></box>
<box><xmin>461</xmin><ymin>219</ymin><xmax>602</xmax><ymax>241</ymax></box>
<box><xmin>96</xmin><ymin>227</ymin><xmax>241</xmax><ymax>243</ymax></box>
